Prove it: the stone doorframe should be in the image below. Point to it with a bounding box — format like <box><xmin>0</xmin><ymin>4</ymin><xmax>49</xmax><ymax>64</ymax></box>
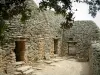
<box><xmin>50</xmin><ymin>37</ymin><xmax>61</xmax><ymax>57</ymax></box>
<box><xmin>14</xmin><ymin>36</ymin><xmax>27</xmax><ymax>62</ymax></box>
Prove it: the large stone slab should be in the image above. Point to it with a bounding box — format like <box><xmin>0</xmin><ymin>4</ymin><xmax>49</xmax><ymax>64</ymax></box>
<box><xmin>14</xmin><ymin>72</ymin><xmax>22</xmax><ymax>75</ymax></box>
<box><xmin>16</xmin><ymin>66</ymin><xmax>32</xmax><ymax>72</ymax></box>
<box><xmin>14</xmin><ymin>61</ymin><xmax>25</xmax><ymax>66</ymax></box>
<box><xmin>23</xmin><ymin>69</ymin><xmax>33</xmax><ymax>75</ymax></box>
<box><xmin>44</xmin><ymin>61</ymin><xmax>53</xmax><ymax>64</ymax></box>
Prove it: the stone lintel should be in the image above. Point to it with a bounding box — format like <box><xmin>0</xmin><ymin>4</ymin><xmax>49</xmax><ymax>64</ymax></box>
<box><xmin>13</xmin><ymin>36</ymin><xmax>29</xmax><ymax>41</ymax></box>
<box><xmin>67</xmin><ymin>41</ymin><xmax>77</xmax><ymax>44</ymax></box>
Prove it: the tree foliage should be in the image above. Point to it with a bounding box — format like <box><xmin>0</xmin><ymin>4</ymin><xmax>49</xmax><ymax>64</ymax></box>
<box><xmin>0</xmin><ymin>0</ymin><xmax>31</xmax><ymax>20</ymax></box>
<box><xmin>0</xmin><ymin>0</ymin><xmax>31</xmax><ymax>38</ymax></box>
<box><xmin>39</xmin><ymin>0</ymin><xmax>100</xmax><ymax>28</ymax></box>
<box><xmin>87</xmin><ymin>0</ymin><xmax>100</xmax><ymax>17</ymax></box>
<box><xmin>0</xmin><ymin>0</ymin><xmax>100</xmax><ymax>37</ymax></box>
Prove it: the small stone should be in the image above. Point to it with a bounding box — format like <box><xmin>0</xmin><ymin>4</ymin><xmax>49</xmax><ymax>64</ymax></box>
<box><xmin>14</xmin><ymin>72</ymin><xmax>22</xmax><ymax>75</ymax></box>
<box><xmin>23</xmin><ymin>69</ymin><xmax>33</xmax><ymax>75</ymax></box>
<box><xmin>16</xmin><ymin>66</ymin><xmax>32</xmax><ymax>72</ymax></box>
<box><xmin>49</xmin><ymin>64</ymin><xmax>56</xmax><ymax>66</ymax></box>
<box><xmin>33</xmin><ymin>67</ymin><xmax>42</xmax><ymax>70</ymax></box>
<box><xmin>44</xmin><ymin>61</ymin><xmax>53</xmax><ymax>64</ymax></box>
<box><xmin>14</xmin><ymin>61</ymin><xmax>25</xmax><ymax>66</ymax></box>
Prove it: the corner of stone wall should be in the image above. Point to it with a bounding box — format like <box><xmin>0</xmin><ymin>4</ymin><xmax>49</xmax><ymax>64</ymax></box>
<box><xmin>0</xmin><ymin>46</ymin><xmax>16</xmax><ymax>75</ymax></box>
<box><xmin>89</xmin><ymin>41</ymin><xmax>100</xmax><ymax>75</ymax></box>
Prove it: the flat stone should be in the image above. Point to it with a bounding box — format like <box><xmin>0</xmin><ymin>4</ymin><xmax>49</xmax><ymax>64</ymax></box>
<box><xmin>52</xmin><ymin>59</ymin><xmax>63</xmax><ymax>62</ymax></box>
<box><xmin>45</xmin><ymin>53</ymin><xmax>50</xmax><ymax>60</ymax></box>
<box><xmin>14</xmin><ymin>61</ymin><xmax>25</xmax><ymax>65</ymax></box>
<box><xmin>49</xmin><ymin>64</ymin><xmax>56</xmax><ymax>66</ymax></box>
<box><xmin>14</xmin><ymin>72</ymin><xmax>22</xmax><ymax>75</ymax></box>
<box><xmin>16</xmin><ymin>66</ymin><xmax>32</xmax><ymax>72</ymax></box>
<box><xmin>44</xmin><ymin>61</ymin><xmax>53</xmax><ymax>64</ymax></box>
<box><xmin>36</xmin><ymin>68</ymin><xmax>42</xmax><ymax>70</ymax></box>
<box><xmin>33</xmin><ymin>67</ymin><xmax>42</xmax><ymax>70</ymax></box>
<box><xmin>23</xmin><ymin>69</ymin><xmax>33</xmax><ymax>75</ymax></box>
<box><xmin>37</xmin><ymin>60</ymin><xmax>44</xmax><ymax>63</ymax></box>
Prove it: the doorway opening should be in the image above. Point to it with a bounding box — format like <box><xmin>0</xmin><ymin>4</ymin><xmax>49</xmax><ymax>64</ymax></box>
<box><xmin>54</xmin><ymin>39</ymin><xmax>58</xmax><ymax>54</ymax></box>
<box><xmin>14</xmin><ymin>40</ymin><xmax>25</xmax><ymax>61</ymax></box>
<box><xmin>67</xmin><ymin>38</ymin><xmax>77</xmax><ymax>56</ymax></box>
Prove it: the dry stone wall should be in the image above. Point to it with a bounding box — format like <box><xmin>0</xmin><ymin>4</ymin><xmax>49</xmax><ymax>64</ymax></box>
<box><xmin>0</xmin><ymin>0</ymin><xmax>63</xmax><ymax>74</ymax></box>
<box><xmin>0</xmin><ymin>46</ymin><xmax>16</xmax><ymax>75</ymax></box>
<box><xmin>63</xmin><ymin>21</ymin><xmax>100</xmax><ymax>61</ymax></box>
<box><xmin>89</xmin><ymin>41</ymin><xmax>100</xmax><ymax>75</ymax></box>
<box><xmin>0</xmin><ymin>0</ymin><xmax>100</xmax><ymax>74</ymax></box>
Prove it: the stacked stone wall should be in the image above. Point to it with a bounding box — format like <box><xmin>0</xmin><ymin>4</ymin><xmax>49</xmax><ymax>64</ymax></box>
<box><xmin>89</xmin><ymin>41</ymin><xmax>100</xmax><ymax>75</ymax></box>
<box><xmin>0</xmin><ymin>0</ymin><xmax>63</xmax><ymax>74</ymax></box>
<box><xmin>63</xmin><ymin>21</ymin><xmax>100</xmax><ymax>61</ymax></box>
<box><xmin>0</xmin><ymin>46</ymin><xmax>16</xmax><ymax>75</ymax></box>
<box><xmin>38</xmin><ymin>37</ymin><xmax>45</xmax><ymax>60</ymax></box>
<box><xmin>1</xmin><ymin>0</ymin><xmax>100</xmax><ymax>74</ymax></box>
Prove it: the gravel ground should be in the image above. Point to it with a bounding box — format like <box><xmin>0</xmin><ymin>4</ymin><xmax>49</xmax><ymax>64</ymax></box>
<box><xmin>34</xmin><ymin>58</ymin><xmax>89</xmax><ymax>75</ymax></box>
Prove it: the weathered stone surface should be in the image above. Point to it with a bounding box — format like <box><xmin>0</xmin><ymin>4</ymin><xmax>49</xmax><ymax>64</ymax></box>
<box><xmin>0</xmin><ymin>0</ymin><xmax>62</xmax><ymax>74</ymax></box>
<box><xmin>14</xmin><ymin>61</ymin><xmax>25</xmax><ymax>66</ymax></box>
<box><xmin>23</xmin><ymin>69</ymin><xmax>33</xmax><ymax>75</ymax></box>
<box><xmin>0</xmin><ymin>0</ymin><xmax>100</xmax><ymax>75</ymax></box>
<box><xmin>63</xmin><ymin>21</ymin><xmax>100</xmax><ymax>61</ymax></box>
<box><xmin>16</xmin><ymin>66</ymin><xmax>32</xmax><ymax>72</ymax></box>
<box><xmin>44</xmin><ymin>61</ymin><xmax>53</xmax><ymax>64</ymax></box>
<box><xmin>38</xmin><ymin>37</ymin><xmax>45</xmax><ymax>60</ymax></box>
<box><xmin>89</xmin><ymin>41</ymin><xmax>100</xmax><ymax>75</ymax></box>
<box><xmin>14</xmin><ymin>72</ymin><xmax>22</xmax><ymax>75</ymax></box>
<box><xmin>52</xmin><ymin>59</ymin><xmax>63</xmax><ymax>62</ymax></box>
<box><xmin>33</xmin><ymin>67</ymin><xmax>42</xmax><ymax>70</ymax></box>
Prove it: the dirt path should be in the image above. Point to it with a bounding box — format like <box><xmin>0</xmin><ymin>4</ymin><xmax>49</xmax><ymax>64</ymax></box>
<box><xmin>34</xmin><ymin>58</ymin><xmax>89</xmax><ymax>75</ymax></box>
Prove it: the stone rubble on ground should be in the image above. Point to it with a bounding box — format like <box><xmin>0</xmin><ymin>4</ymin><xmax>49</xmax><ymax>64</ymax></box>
<box><xmin>44</xmin><ymin>61</ymin><xmax>53</xmax><ymax>64</ymax></box>
<box><xmin>52</xmin><ymin>59</ymin><xmax>63</xmax><ymax>62</ymax></box>
<box><xmin>33</xmin><ymin>67</ymin><xmax>42</xmax><ymax>70</ymax></box>
<box><xmin>49</xmin><ymin>63</ymin><xmax>56</xmax><ymax>66</ymax></box>
<box><xmin>14</xmin><ymin>61</ymin><xmax>34</xmax><ymax>75</ymax></box>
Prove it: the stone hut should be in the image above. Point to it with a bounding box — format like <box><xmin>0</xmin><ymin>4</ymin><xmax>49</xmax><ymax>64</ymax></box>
<box><xmin>0</xmin><ymin>0</ymin><xmax>100</xmax><ymax>74</ymax></box>
<box><xmin>62</xmin><ymin>21</ymin><xmax>100</xmax><ymax>61</ymax></box>
<box><xmin>0</xmin><ymin>0</ymin><xmax>63</xmax><ymax>72</ymax></box>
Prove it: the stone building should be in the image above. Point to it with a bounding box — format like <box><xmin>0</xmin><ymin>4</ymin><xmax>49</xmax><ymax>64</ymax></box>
<box><xmin>62</xmin><ymin>21</ymin><xmax>100</xmax><ymax>61</ymax></box>
<box><xmin>0</xmin><ymin>0</ymin><xmax>100</xmax><ymax>75</ymax></box>
<box><xmin>89</xmin><ymin>41</ymin><xmax>100</xmax><ymax>75</ymax></box>
<box><xmin>0</xmin><ymin>0</ymin><xmax>64</xmax><ymax>74</ymax></box>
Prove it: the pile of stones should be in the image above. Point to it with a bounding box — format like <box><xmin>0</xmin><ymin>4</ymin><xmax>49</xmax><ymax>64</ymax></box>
<box><xmin>14</xmin><ymin>61</ymin><xmax>34</xmax><ymax>75</ymax></box>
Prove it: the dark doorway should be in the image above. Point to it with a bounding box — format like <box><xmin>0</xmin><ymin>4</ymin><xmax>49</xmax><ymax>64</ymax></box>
<box><xmin>54</xmin><ymin>39</ymin><xmax>58</xmax><ymax>54</ymax></box>
<box><xmin>14</xmin><ymin>40</ymin><xmax>25</xmax><ymax>61</ymax></box>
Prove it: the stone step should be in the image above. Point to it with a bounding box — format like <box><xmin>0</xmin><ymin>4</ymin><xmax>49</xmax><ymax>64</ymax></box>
<box><xmin>14</xmin><ymin>61</ymin><xmax>25</xmax><ymax>66</ymax></box>
<box><xmin>16</xmin><ymin>66</ymin><xmax>32</xmax><ymax>72</ymax></box>
<box><xmin>33</xmin><ymin>67</ymin><xmax>42</xmax><ymax>70</ymax></box>
<box><xmin>52</xmin><ymin>59</ymin><xmax>63</xmax><ymax>62</ymax></box>
<box><xmin>44</xmin><ymin>61</ymin><xmax>53</xmax><ymax>64</ymax></box>
<box><xmin>23</xmin><ymin>69</ymin><xmax>34</xmax><ymax>75</ymax></box>
<box><xmin>9</xmin><ymin>28</ymin><xmax>17</xmax><ymax>30</ymax></box>
<box><xmin>54</xmin><ymin>54</ymin><xmax>58</xmax><ymax>58</ymax></box>
<box><xmin>14</xmin><ymin>72</ymin><xmax>22</xmax><ymax>75</ymax></box>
